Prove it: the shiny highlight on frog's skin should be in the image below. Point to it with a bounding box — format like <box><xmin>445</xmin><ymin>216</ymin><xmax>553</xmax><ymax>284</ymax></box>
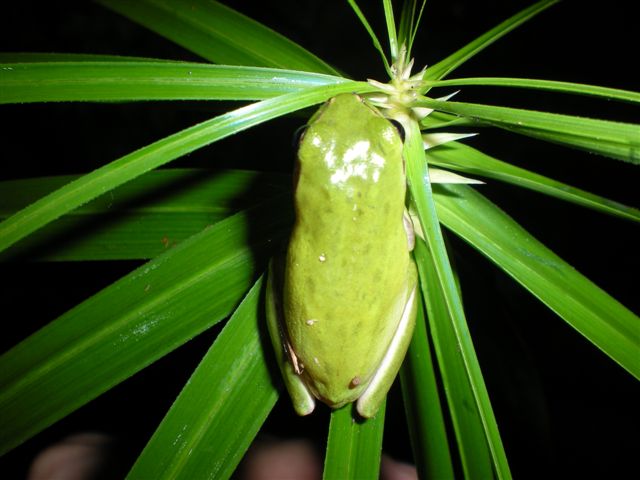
<box><xmin>309</xmin><ymin>135</ymin><xmax>387</xmax><ymax>186</ymax></box>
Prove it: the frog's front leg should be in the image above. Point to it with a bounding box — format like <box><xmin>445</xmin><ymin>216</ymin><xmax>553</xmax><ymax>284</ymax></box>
<box><xmin>265</xmin><ymin>258</ymin><xmax>316</xmax><ymax>416</ymax></box>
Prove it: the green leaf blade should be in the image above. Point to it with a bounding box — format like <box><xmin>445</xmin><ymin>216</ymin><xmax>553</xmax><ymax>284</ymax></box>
<box><xmin>424</xmin><ymin>0</ymin><xmax>559</xmax><ymax>82</ymax></box>
<box><xmin>0</xmin><ymin>61</ymin><xmax>348</xmax><ymax>104</ymax></box>
<box><xmin>0</xmin><ymin>200</ymin><xmax>291</xmax><ymax>455</ymax></box>
<box><xmin>0</xmin><ymin>169</ymin><xmax>289</xmax><ymax>261</ymax></box>
<box><xmin>127</xmin><ymin>277</ymin><xmax>279</xmax><ymax>480</ymax></box>
<box><xmin>427</xmin><ymin>142</ymin><xmax>640</xmax><ymax>222</ymax></box>
<box><xmin>404</xmin><ymin>116</ymin><xmax>511</xmax><ymax>479</ymax></box>
<box><xmin>0</xmin><ymin>81</ymin><xmax>367</xmax><ymax>255</ymax></box>
<box><xmin>413</xmin><ymin>239</ymin><xmax>496</xmax><ymax>479</ymax></box>
<box><xmin>382</xmin><ymin>0</ymin><xmax>398</xmax><ymax>61</ymax></box>
<box><xmin>346</xmin><ymin>0</ymin><xmax>391</xmax><ymax>74</ymax></box>
<box><xmin>98</xmin><ymin>0</ymin><xmax>339</xmax><ymax>75</ymax></box>
<box><xmin>426</xmin><ymin>77</ymin><xmax>640</xmax><ymax>105</ymax></box>
<box><xmin>0</xmin><ymin>53</ymin><xmax>176</xmax><ymax>63</ymax></box>
<box><xmin>434</xmin><ymin>184</ymin><xmax>640</xmax><ymax>379</ymax></box>
<box><xmin>323</xmin><ymin>404</ymin><xmax>385</xmax><ymax>480</ymax></box>
<box><xmin>399</xmin><ymin>296</ymin><xmax>455</xmax><ymax>480</ymax></box>
<box><xmin>420</xmin><ymin>98</ymin><xmax>640</xmax><ymax>164</ymax></box>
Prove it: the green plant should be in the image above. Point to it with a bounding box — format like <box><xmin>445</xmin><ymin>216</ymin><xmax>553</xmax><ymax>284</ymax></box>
<box><xmin>1</xmin><ymin>1</ymin><xmax>638</xmax><ymax>478</ymax></box>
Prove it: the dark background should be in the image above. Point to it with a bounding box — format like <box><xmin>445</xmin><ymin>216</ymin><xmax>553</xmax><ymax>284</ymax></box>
<box><xmin>1</xmin><ymin>1</ymin><xmax>638</xmax><ymax>478</ymax></box>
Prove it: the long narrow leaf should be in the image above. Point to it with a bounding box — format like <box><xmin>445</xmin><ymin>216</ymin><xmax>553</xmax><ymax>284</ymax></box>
<box><xmin>426</xmin><ymin>142</ymin><xmax>640</xmax><ymax>222</ymax></box>
<box><xmin>0</xmin><ymin>61</ymin><xmax>347</xmax><ymax>104</ymax></box>
<box><xmin>399</xmin><ymin>294</ymin><xmax>454</xmax><ymax>480</ymax></box>
<box><xmin>98</xmin><ymin>0</ymin><xmax>339</xmax><ymax>75</ymax></box>
<box><xmin>402</xmin><ymin>0</ymin><xmax>427</xmax><ymax>58</ymax></box>
<box><xmin>424</xmin><ymin>0</ymin><xmax>558</xmax><ymax>82</ymax></box>
<box><xmin>0</xmin><ymin>53</ymin><xmax>175</xmax><ymax>63</ymax></box>
<box><xmin>435</xmin><ymin>184</ymin><xmax>640</xmax><ymax>379</ymax></box>
<box><xmin>347</xmin><ymin>0</ymin><xmax>391</xmax><ymax>74</ymax></box>
<box><xmin>127</xmin><ymin>277</ymin><xmax>279</xmax><ymax>479</ymax></box>
<box><xmin>0</xmin><ymin>81</ymin><xmax>367</xmax><ymax>254</ymax></box>
<box><xmin>0</xmin><ymin>199</ymin><xmax>291</xmax><ymax>455</ymax></box>
<box><xmin>0</xmin><ymin>169</ymin><xmax>289</xmax><ymax>261</ymax></box>
<box><xmin>425</xmin><ymin>77</ymin><xmax>640</xmax><ymax>105</ymax></box>
<box><xmin>413</xmin><ymin>239</ymin><xmax>495</xmax><ymax>478</ymax></box>
<box><xmin>323</xmin><ymin>404</ymin><xmax>385</xmax><ymax>480</ymax></box>
<box><xmin>382</xmin><ymin>0</ymin><xmax>398</xmax><ymax>61</ymax></box>
<box><xmin>419</xmin><ymin>97</ymin><xmax>640</xmax><ymax>164</ymax></box>
<box><xmin>404</xmin><ymin>115</ymin><xmax>511</xmax><ymax>478</ymax></box>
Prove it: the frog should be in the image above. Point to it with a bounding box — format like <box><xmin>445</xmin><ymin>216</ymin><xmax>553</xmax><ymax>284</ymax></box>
<box><xmin>265</xmin><ymin>93</ymin><xmax>417</xmax><ymax>418</ymax></box>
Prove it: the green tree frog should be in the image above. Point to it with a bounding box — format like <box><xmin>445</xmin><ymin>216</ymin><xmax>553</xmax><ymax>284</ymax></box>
<box><xmin>266</xmin><ymin>93</ymin><xmax>417</xmax><ymax>418</ymax></box>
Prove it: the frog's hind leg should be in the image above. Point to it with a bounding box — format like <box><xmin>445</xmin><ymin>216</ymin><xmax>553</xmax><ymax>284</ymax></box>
<box><xmin>265</xmin><ymin>258</ymin><xmax>316</xmax><ymax>416</ymax></box>
<box><xmin>356</xmin><ymin>264</ymin><xmax>418</xmax><ymax>418</ymax></box>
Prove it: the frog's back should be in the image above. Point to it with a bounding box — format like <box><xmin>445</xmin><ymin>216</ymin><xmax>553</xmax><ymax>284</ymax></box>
<box><xmin>283</xmin><ymin>94</ymin><xmax>412</xmax><ymax>407</ymax></box>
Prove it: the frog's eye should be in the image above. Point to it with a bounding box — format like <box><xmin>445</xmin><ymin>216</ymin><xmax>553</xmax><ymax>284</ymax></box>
<box><xmin>389</xmin><ymin>119</ymin><xmax>406</xmax><ymax>142</ymax></box>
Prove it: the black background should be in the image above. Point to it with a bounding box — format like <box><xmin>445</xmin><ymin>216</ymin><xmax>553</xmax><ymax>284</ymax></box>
<box><xmin>1</xmin><ymin>1</ymin><xmax>638</xmax><ymax>478</ymax></box>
